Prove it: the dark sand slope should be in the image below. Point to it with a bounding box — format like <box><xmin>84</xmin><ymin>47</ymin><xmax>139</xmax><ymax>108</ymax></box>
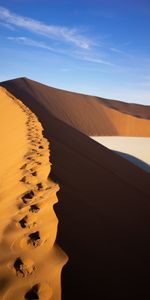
<box><xmin>1</xmin><ymin>77</ymin><xmax>150</xmax><ymax>136</ymax></box>
<box><xmin>1</xmin><ymin>78</ymin><xmax>150</xmax><ymax>299</ymax></box>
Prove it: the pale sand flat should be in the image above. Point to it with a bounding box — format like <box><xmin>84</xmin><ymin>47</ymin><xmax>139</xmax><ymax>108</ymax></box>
<box><xmin>91</xmin><ymin>136</ymin><xmax>150</xmax><ymax>173</ymax></box>
<box><xmin>0</xmin><ymin>87</ymin><xmax>67</xmax><ymax>300</ymax></box>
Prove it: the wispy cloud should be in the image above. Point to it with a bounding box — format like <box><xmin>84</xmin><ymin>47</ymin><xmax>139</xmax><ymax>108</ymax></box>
<box><xmin>81</xmin><ymin>55</ymin><xmax>114</xmax><ymax>66</ymax></box>
<box><xmin>1</xmin><ymin>6</ymin><xmax>116</xmax><ymax>67</ymax></box>
<box><xmin>7</xmin><ymin>35</ymin><xmax>114</xmax><ymax>67</ymax></box>
<box><xmin>0</xmin><ymin>21</ymin><xmax>14</xmax><ymax>30</ymax></box>
<box><xmin>110</xmin><ymin>47</ymin><xmax>124</xmax><ymax>54</ymax></box>
<box><xmin>0</xmin><ymin>6</ymin><xmax>91</xmax><ymax>49</ymax></box>
<box><xmin>110</xmin><ymin>47</ymin><xmax>132</xmax><ymax>59</ymax></box>
<box><xmin>7</xmin><ymin>36</ymin><xmax>55</xmax><ymax>51</ymax></box>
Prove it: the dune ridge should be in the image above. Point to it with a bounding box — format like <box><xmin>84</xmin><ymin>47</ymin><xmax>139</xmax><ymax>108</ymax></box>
<box><xmin>1</xmin><ymin>77</ymin><xmax>150</xmax><ymax>136</ymax></box>
<box><xmin>0</xmin><ymin>87</ymin><xmax>67</xmax><ymax>300</ymax></box>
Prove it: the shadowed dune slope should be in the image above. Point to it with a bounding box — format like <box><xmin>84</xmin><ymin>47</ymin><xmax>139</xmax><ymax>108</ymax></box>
<box><xmin>1</xmin><ymin>79</ymin><xmax>150</xmax><ymax>298</ymax></box>
<box><xmin>0</xmin><ymin>87</ymin><xmax>67</xmax><ymax>300</ymax></box>
<box><xmin>92</xmin><ymin>137</ymin><xmax>150</xmax><ymax>173</ymax></box>
<box><xmin>1</xmin><ymin>77</ymin><xmax>150</xmax><ymax>136</ymax></box>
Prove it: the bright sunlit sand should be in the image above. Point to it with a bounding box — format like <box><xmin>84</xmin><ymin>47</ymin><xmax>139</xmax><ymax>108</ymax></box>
<box><xmin>0</xmin><ymin>87</ymin><xmax>67</xmax><ymax>300</ymax></box>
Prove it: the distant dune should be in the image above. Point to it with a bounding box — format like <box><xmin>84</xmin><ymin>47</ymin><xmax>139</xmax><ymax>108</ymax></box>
<box><xmin>1</xmin><ymin>78</ymin><xmax>150</xmax><ymax>299</ymax></box>
<box><xmin>1</xmin><ymin>77</ymin><xmax>150</xmax><ymax>137</ymax></box>
<box><xmin>0</xmin><ymin>87</ymin><xmax>67</xmax><ymax>300</ymax></box>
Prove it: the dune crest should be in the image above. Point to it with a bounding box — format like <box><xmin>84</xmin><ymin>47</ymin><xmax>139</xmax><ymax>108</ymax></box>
<box><xmin>1</xmin><ymin>77</ymin><xmax>150</xmax><ymax>137</ymax></box>
<box><xmin>0</xmin><ymin>87</ymin><xmax>67</xmax><ymax>300</ymax></box>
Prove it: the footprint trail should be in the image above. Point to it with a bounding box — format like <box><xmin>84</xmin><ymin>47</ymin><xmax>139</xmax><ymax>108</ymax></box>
<box><xmin>0</xmin><ymin>87</ymin><xmax>67</xmax><ymax>300</ymax></box>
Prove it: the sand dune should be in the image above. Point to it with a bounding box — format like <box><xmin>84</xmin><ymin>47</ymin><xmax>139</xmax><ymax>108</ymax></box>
<box><xmin>1</xmin><ymin>78</ymin><xmax>150</xmax><ymax>299</ymax></box>
<box><xmin>98</xmin><ymin>96</ymin><xmax>150</xmax><ymax>119</ymax></box>
<box><xmin>1</xmin><ymin>77</ymin><xmax>150</xmax><ymax>137</ymax></box>
<box><xmin>0</xmin><ymin>87</ymin><xmax>67</xmax><ymax>300</ymax></box>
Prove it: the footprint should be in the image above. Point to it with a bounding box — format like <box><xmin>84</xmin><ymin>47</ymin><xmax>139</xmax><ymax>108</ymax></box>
<box><xmin>13</xmin><ymin>257</ymin><xmax>34</xmax><ymax>277</ymax></box>
<box><xmin>31</xmin><ymin>149</ymin><xmax>37</xmax><ymax>153</ymax></box>
<box><xmin>25</xmin><ymin>284</ymin><xmax>39</xmax><ymax>299</ymax></box>
<box><xmin>28</xmin><ymin>231</ymin><xmax>40</xmax><ymax>247</ymax></box>
<box><xmin>22</xmin><ymin>190</ymin><xmax>35</xmax><ymax>204</ymax></box>
<box><xmin>36</xmin><ymin>162</ymin><xmax>41</xmax><ymax>165</ymax></box>
<box><xmin>24</xmin><ymin>283</ymin><xmax>52</xmax><ymax>300</ymax></box>
<box><xmin>19</xmin><ymin>215</ymin><xmax>36</xmax><ymax>229</ymax></box>
<box><xmin>25</xmin><ymin>169</ymin><xmax>37</xmax><ymax>177</ymax></box>
<box><xmin>19</xmin><ymin>216</ymin><xmax>28</xmax><ymax>228</ymax></box>
<box><xmin>20</xmin><ymin>163</ymin><xmax>27</xmax><ymax>170</ymax></box>
<box><xmin>36</xmin><ymin>183</ymin><xmax>43</xmax><ymax>191</ymax></box>
<box><xmin>29</xmin><ymin>204</ymin><xmax>39</xmax><ymax>213</ymax></box>
<box><xmin>14</xmin><ymin>258</ymin><xmax>24</xmax><ymax>277</ymax></box>
<box><xmin>26</xmin><ymin>157</ymin><xmax>32</xmax><ymax>161</ymax></box>
<box><xmin>31</xmin><ymin>171</ymin><xmax>37</xmax><ymax>177</ymax></box>
<box><xmin>20</xmin><ymin>176</ymin><xmax>28</xmax><ymax>183</ymax></box>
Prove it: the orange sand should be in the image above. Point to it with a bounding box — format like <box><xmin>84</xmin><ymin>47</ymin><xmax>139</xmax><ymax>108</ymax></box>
<box><xmin>0</xmin><ymin>87</ymin><xmax>67</xmax><ymax>300</ymax></box>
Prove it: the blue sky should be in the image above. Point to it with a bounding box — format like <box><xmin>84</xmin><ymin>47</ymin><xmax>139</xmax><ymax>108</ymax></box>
<box><xmin>0</xmin><ymin>0</ymin><xmax>150</xmax><ymax>104</ymax></box>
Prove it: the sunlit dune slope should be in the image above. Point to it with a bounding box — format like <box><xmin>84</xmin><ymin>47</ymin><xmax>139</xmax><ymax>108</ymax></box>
<box><xmin>0</xmin><ymin>87</ymin><xmax>67</xmax><ymax>300</ymax></box>
<box><xmin>98</xmin><ymin>96</ymin><xmax>150</xmax><ymax>118</ymax></box>
<box><xmin>1</xmin><ymin>78</ymin><xmax>150</xmax><ymax>299</ymax></box>
<box><xmin>1</xmin><ymin>77</ymin><xmax>150</xmax><ymax>136</ymax></box>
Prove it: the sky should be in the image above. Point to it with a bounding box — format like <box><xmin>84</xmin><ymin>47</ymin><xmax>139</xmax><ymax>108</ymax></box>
<box><xmin>0</xmin><ymin>0</ymin><xmax>150</xmax><ymax>104</ymax></box>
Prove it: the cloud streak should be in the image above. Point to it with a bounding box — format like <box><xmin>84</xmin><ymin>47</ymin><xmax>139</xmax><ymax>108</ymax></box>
<box><xmin>0</xmin><ymin>6</ymin><xmax>91</xmax><ymax>49</ymax></box>
<box><xmin>110</xmin><ymin>47</ymin><xmax>124</xmax><ymax>54</ymax></box>
<box><xmin>110</xmin><ymin>47</ymin><xmax>132</xmax><ymax>59</ymax></box>
<box><xmin>0</xmin><ymin>21</ymin><xmax>14</xmax><ymax>30</ymax></box>
<box><xmin>7</xmin><ymin>36</ymin><xmax>55</xmax><ymax>51</ymax></box>
<box><xmin>82</xmin><ymin>55</ymin><xmax>114</xmax><ymax>66</ymax></box>
<box><xmin>1</xmin><ymin>6</ymin><xmax>115</xmax><ymax>67</ymax></box>
<box><xmin>7</xmin><ymin>35</ymin><xmax>113</xmax><ymax>66</ymax></box>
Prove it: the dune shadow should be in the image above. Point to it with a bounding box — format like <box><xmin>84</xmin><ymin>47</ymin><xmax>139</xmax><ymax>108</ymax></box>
<box><xmin>114</xmin><ymin>150</ymin><xmax>150</xmax><ymax>173</ymax></box>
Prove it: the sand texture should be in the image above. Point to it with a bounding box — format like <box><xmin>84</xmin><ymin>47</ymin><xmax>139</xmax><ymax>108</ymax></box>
<box><xmin>0</xmin><ymin>87</ymin><xmax>67</xmax><ymax>300</ymax></box>
<box><xmin>1</xmin><ymin>78</ymin><xmax>150</xmax><ymax>299</ymax></box>
<box><xmin>1</xmin><ymin>77</ymin><xmax>150</xmax><ymax>137</ymax></box>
